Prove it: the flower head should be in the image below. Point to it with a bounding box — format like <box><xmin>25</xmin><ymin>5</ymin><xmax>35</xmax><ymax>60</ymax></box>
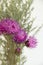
<box><xmin>15</xmin><ymin>48</ymin><xmax>21</xmax><ymax>55</ymax></box>
<box><xmin>0</xmin><ymin>18</ymin><xmax>21</xmax><ymax>34</ymax></box>
<box><xmin>25</xmin><ymin>36</ymin><xmax>37</xmax><ymax>48</ymax></box>
<box><xmin>13</xmin><ymin>29</ymin><xmax>27</xmax><ymax>43</ymax></box>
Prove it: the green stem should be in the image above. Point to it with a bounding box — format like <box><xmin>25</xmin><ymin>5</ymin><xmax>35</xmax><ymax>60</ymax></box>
<box><xmin>19</xmin><ymin>55</ymin><xmax>20</xmax><ymax>65</ymax></box>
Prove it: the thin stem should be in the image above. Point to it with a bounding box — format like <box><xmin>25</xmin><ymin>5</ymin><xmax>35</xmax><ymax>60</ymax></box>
<box><xmin>19</xmin><ymin>55</ymin><xmax>20</xmax><ymax>65</ymax></box>
<box><xmin>19</xmin><ymin>56</ymin><xmax>20</xmax><ymax>65</ymax></box>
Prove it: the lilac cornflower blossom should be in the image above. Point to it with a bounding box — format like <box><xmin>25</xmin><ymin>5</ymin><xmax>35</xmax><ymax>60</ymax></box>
<box><xmin>13</xmin><ymin>29</ymin><xmax>27</xmax><ymax>43</ymax></box>
<box><xmin>0</xmin><ymin>18</ymin><xmax>21</xmax><ymax>34</ymax></box>
<box><xmin>25</xmin><ymin>36</ymin><xmax>37</xmax><ymax>48</ymax></box>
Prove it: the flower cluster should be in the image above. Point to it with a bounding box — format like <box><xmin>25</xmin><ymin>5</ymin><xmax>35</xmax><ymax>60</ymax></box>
<box><xmin>0</xmin><ymin>18</ymin><xmax>37</xmax><ymax>54</ymax></box>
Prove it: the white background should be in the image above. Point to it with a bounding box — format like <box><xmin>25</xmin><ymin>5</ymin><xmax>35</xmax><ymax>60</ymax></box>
<box><xmin>24</xmin><ymin>0</ymin><xmax>43</xmax><ymax>65</ymax></box>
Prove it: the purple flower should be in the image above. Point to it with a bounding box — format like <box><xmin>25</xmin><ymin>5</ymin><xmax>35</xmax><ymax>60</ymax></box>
<box><xmin>25</xmin><ymin>36</ymin><xmax>37</xmax><ymax>48</ymax></box>
<box><xmin>15</xmin><ymin>48</ymin><xmax>21</xmax><ymax>53</ymax></box>
<box><xmin>0</xmin><ymin>18</ymin><xmax>21</xmax><ymax>34</ymax></box>
<box><xmin>15</xmin><ymin>48</ymin><xmax>21</xmax><ymax>55</ymax></box>
<box><xmin>13</xmin><ymin>29</ymin><xmax>27</xmax><ymax>43</ymax></box>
